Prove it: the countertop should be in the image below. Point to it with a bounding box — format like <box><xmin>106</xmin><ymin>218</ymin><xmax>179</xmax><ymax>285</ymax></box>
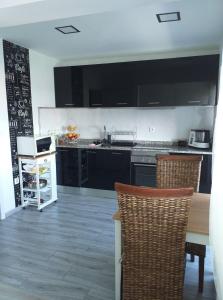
<box><xmin>56</xmin><ymin>140</ymin><xmax>212</xmax><ymax>155</ymax></box>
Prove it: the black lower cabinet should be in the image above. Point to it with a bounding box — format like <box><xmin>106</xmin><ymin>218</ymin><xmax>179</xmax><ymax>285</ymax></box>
<box><xmin>56</xmin><ymin>147</ymin><xmax>79</xmax><ymax>187</ymax></box>
<box><xmin>86</xmin><ymin>149</ymin><xmax>131</xmax><ymax>190</ymax></box>
<box><xmin>199</xmin><ymin>155</ymin><xmax>212</xmax><ymax>193</ymax></box>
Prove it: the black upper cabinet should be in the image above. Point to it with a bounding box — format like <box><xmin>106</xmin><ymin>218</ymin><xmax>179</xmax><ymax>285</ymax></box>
<box><xmin>138</xmin><ymin>83</ymin><xmax>175</xmax><ymax>107</ymax></box>
<box><xmin>54</xmin><ymin>54</ymin><xmax>219</xmax><ymax>108</ymax></box>
<box><xmin>102</xmin><ymin>87</ymin><xmax>137</xmax><ymax>107</ymax></box>
<box><xmin>174</xmin><ymin>81</ymin><xmax>217</xmax><ymax>106</ymax></box>
<box><xmin>54</xmin><ymin>67</ymin><xmax>83</xmax><ymax>107</ymax></box>
<box><xmin>138</xmin><ymin>81</ymin><xmax>217</xmax><ymax>107</ymax></box>
<box><xmin>89</xmin><ymin>87</ymin><xmax>137</xmax><ymax>107</ymax></box>
<box><xmin>85</xmin><ymin>63</ymin><xmax>137</xmax><ymax>107</ymax></box>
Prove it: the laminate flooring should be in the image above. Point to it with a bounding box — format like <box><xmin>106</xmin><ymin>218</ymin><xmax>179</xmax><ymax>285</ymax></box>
<box><xmin>0</xmin><ymin>187</ymin><xmax>216</xmax><ymax>300</ymax></box>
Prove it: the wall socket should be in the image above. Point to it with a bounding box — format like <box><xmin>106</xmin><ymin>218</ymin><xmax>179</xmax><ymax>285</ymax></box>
<box><xmin>148</xmin><ymin>127</ymin><xmax>156</xmax><ymax>133</ymax></box>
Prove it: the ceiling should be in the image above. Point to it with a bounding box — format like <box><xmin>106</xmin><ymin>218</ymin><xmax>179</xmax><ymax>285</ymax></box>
<box><xmin>0</xmin><ymin>0</ymin><xmax>222</xmax><ymax>61</ymax></box>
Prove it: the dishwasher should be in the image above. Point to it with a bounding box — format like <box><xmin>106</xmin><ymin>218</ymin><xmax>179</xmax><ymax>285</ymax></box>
<box><xmin>131</xmin><ymin>147</ymin><xmax>169</xmax><ymax>187</ymax></box>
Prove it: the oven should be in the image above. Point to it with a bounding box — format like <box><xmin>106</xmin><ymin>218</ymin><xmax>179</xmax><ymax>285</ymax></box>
<box><xmin>131</xmin><ymin>148</ymin><xmax>169</xmax><ymax>187</ymax></box>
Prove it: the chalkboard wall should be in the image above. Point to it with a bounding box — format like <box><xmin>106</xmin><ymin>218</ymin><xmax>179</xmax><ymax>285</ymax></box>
<box><xmin>3</xmin><ymin>40</ymin><xmax>34</xmax><ymax>207</ymax></box>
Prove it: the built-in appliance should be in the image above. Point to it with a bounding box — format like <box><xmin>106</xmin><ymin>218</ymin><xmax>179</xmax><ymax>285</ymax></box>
<box><xmin>188</xmin><ymin>129</ymin><xmax>210</xmax><ymax>149</ymax></box>
<box><xmin>17</xmin><ymin>135</ymin><xmax>55</xmax><ymax>156</ymax></box>
<box><xmin>131</xmin><ymin>147</ymin><xmax>169</xmax><ymax>187</ymax></box>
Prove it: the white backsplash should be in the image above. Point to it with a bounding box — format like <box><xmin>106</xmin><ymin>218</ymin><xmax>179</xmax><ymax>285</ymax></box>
<box><xmin>39</xmin><ymin>106</ymin><xmax>215</xmax><ymax>142</ymax></box>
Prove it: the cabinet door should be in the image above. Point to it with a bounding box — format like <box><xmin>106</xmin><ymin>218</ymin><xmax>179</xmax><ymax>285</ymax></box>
<box><xmin>101</xmin><ymin>88</ymin><xmax>137</xmax><ymax>107</ymax></box>
<box><xmin>138</xmin><ymin>83</ymin><xmax>175</xmax><ymax>107</ymax></box>
<box><xmin>54</xmin><ymin>67</ymin><xmax>83</xmax><ymax>107</ymax></box>
<box><xmin>87</xmin><ymin>150</ymin><xmax>111</xmax><ymax>189</ymax></box>
<box><xmin>72</xmin><ymin>67</ymin><xmax>84</xmax><ymax>107</ymax></box>
<box><xmin>56</xmin><ymin>148</ymin><xmax>63</xmax><ymax>185</ymax></box>
<box><xmin>109</xmin><ymin>150</ymin><xmax>131</xmax><ymax>186</ymax></box>
<box><xmin>199</xmin><ymin>155</ymin><xmax>212</xmax><ymax>193</ymax></box>
<box><xmin>56</xmin><ymin>148</ymin><xmax>79</xmax><ymax>186</ymax></box>
<box><xmin>87</xmin><ymin>149</ymin><xmax>130</xmax><ymax>190</ymax></box>
<box><xmin>54</xmin><ymin>67</ymin><xmax>73</xmax><ymax>107</ymax></box>
<box><xmin>89</xmin><ymin>89</ymin><xmax>103</xmax><ymax>107</ymax></box>
<box><xmin>174</xmin><ymin>81</ymin><xmax>216</xmax><ymax>106</ymax></box>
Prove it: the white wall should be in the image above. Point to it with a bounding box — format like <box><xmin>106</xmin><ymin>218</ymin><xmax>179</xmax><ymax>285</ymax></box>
<box><xmin>0</xmin><ymin>39</ymin><xmax>15</xmax><ymax>218</ymax></box>
<box><xmin>39</xmin><ymin>106</ymin><xmax>215</xmax><ymax>142</ymax></box>
<box><xmin>29</xmin><ymin>50</ymin><xmax>58</xmax><ymax>134</ymax></box>
<box><xmin>210</xmin><ymin>50</ymin><xmax>223</xmax><ymax>300</ymax></box>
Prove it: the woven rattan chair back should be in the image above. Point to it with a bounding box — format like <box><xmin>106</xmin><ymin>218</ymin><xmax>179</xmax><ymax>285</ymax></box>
<box><xmin>156</xmin><ymin>154</ymin><xmax>205</xmax><ymax>293</ymax></box>
<box><xmin>115</xmin><ymin>182</ymin><xmax>193</xmax><ymax>300</ymax></box>
<box><xmin>156</xmin><ymin>155</ymin><xmax>203</xmax><ymax>192</ymax></box>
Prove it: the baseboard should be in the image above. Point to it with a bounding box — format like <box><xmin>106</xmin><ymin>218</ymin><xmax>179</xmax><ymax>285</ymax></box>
<box><xmin>5</xmin><ymin>205</ymin><xmax>22</xmax><ymax>218</ymax></box>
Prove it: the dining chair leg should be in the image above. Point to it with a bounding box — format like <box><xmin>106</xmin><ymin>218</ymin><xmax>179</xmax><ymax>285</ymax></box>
<box><xmin>199</xmin><ymin>256</ymin><xmax>205</xmax><ymax>293</ymax></box>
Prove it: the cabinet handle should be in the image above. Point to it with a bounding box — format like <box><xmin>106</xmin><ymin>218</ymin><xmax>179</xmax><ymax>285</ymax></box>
<box><xmin>64</xmin><ymin>103</ymin><xmax>75</xmax><ymax>106</ymax></box>
<box><xmin>117</xmin><ymin>102</ymin><xmax>128</xmax><ymax>105</ymax></box>
<box><xmin>91</xmin><ymin>103</ymin><xmax>102</xmax><ymax>106</ymax></box>
<box><xmin>147</xmin><ymin>101</ymin><xmax>160</xmax><ymax>105</ymax></box>
<box><xmin>58</xmin><ymin>149</ymin><xmax>69</xmax><ymax>152</ymax></box>
<box><xmin>133</xmin><ymin>163</ymin><xmax>156</xmax><ymax>167</ymax></box>
<box><xmin>187</xmin><ymin>100</ymin><xmax>201</xmax><ymax>104</ymax></box>
<box><xmin>88</xmin><ymin>151</ymin><xmax>97</xmax><ymax>154</ymax></box>
<box><xmin>112</xmin><ymin>152</ymin><xmax>123</xmax><ymax>155</ymax></box>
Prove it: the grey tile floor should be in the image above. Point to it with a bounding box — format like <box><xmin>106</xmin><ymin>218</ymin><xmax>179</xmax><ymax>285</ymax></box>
<box><xmin>0</xmin><ymin>187</ymin><xmax>216</xmax><ymax>300</ymax></box>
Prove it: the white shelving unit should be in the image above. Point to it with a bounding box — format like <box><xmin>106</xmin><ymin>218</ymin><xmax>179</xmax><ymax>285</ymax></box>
<box><xmin>18</xmin><ymin>152</ymin><xmax>57</xmax><ymax>211</ymax></box>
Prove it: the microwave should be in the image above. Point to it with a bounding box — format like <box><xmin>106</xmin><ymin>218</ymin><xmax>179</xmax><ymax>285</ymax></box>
<box><xmin>17</xmin><ymin>135</ymin><xmax>55</xmax><ymax>156</ymax></box>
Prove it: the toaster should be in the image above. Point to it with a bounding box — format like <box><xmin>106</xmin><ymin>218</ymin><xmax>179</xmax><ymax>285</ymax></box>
<box><xmin>188</xmin><ymin>129</ymin><xmax>210</xmax><ymax>149</ymax></box>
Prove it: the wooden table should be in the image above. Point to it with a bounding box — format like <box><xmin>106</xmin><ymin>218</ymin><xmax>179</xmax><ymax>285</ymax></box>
<box><xmin>113</xmin><ymin>192</ymin><xmax>210</xmax><ymax>300</ymax></box>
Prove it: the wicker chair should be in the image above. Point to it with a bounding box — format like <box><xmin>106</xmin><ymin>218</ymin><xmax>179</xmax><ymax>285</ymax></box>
<box><xmin>156</xmin><ymin>154</ymin><xmax>205</xmax><ymax>293</ymax></box>
<box><xmin>115</xmin><ymin>182</ymin><xmax>193</xmax><ymax>300</ymax></box>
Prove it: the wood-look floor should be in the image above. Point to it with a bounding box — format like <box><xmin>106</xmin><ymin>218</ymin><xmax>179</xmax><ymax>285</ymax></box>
<box><xmin>0</xmin><ymin>187</ymin><xmax>216</xmax><ymax>300</ymax></box>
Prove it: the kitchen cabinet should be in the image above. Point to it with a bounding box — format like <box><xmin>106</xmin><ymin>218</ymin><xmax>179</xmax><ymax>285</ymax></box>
<box><xmin>174</xmin><ymin>81</ymin><xmax>217</xmax><ymax>106</ymax></box>
<box><xmin>56</xmin><ymin>147</ymin><xmax>79</xmax><ymax>186</ymax></box>
<box><xmin>138</xmin><ymin>83</ymin><xmax>175</xmax><ymax>107</ymax></box>
<box><xmin>79</xmin><ymin>149</ymin><xmax>88</xmax><ymax>186</ymax></box>
<box><xmin>199</xmin><ymin>155</ymin><xmax>212</xmax><ymax>193</ymax></box>
<box><xmin>54</xmin><ymin>55</ymin><xmax>219</xmax><ymax>108</ymax></box>
<box><xmin>89</xmin><ymin>87</ymin><xmax>137</xmax><ymax>107</ymax></box>
<box><xmin>108</xmin><ymin>150</ymin><xmax>131</xmax><ymax>186</ymax></box>
<box><xmin>54</xmin><ymin>67</ymin><xmax>83</xmax><ymax>107</ymax></box>
<box><xmin>86</xmin><ymin>150</ymin><xmax>106</xmax><ymax>189</ymax></box>
<box><xmin>85</xmin><ymin>63</ymin><xmax>137</xmax><ymax>107</ymax></box>
<box><xmin>138</xmin><ymin>81</ymin><xmax>217</xmax><ymax>107</ymax></box>
<box><xmin>86</xmin><ymin>149</ymin><xmax>131</xmax><ymax>190</ymax></box>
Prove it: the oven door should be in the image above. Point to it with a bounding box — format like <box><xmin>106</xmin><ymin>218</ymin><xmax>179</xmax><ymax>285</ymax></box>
<box><xmin>36</xmin><ymin>137</ymin><xmax>53</xmax><ymax>154</ymax></box>
<box><xmin>131</xmin><ymin>162</ymin><xmax>156</xmax><ymax>187</ymax></box>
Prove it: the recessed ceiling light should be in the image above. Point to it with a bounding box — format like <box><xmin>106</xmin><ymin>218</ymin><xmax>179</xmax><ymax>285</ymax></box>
<box><xmin>156</xmin><ymin>12</ymin><xmax>181</xmax><ymax>23</ymax></box>
<box><xmin>55</xmin><ymin>25</ymin><xmax>80</xmax><ymax>34</ymax></box>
